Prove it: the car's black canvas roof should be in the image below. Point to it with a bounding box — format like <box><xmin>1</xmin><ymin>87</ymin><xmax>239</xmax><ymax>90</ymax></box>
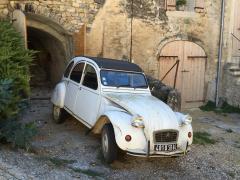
<box><xmin>82</xmin><ymin>56</ymin><xmax>143</xmax><ymax>72</ymax></box>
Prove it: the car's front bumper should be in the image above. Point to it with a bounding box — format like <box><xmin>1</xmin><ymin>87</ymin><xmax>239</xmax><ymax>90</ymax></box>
<box><xmin>125</xmin><ymin>140</ymin><xmax>191</xmax><ymax>158</ymax></box>
<box><xmin>126</xmin><ymin>147</ymin><xmax>191</xmax><ymax>158</ymax></box>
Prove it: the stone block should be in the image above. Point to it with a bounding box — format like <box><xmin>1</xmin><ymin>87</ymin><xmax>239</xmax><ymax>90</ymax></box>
<box><xmin>72</xmin><ymin>2</ymin><xmax>80</xmax><ymax>8</ymax></box>
<box><xmin>0</xmin><ymin>0</ymin><xmax>8</xmax><ymax>5</ymax></box>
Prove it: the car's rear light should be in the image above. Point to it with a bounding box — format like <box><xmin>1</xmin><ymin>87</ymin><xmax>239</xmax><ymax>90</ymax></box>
<box><xmin>188</xmin><ymin>132</ymin><xmax>192</xmax><ymax>138</ymax></box>
<box><xmin>125</xmin><ymin>135</ymin><xmax>132</xmax><ymax>142</ymax></box>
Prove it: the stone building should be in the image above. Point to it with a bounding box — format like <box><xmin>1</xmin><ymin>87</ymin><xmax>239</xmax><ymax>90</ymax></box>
<box><xmin>0</xmin><ymin>0</ymin><xmax>239</xmax><ymax>109</ymax></box>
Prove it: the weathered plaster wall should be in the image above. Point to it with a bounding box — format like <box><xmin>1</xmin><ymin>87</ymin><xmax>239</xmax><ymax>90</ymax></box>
<box><xmin>221</xmin><ymin>0</ymin><xmax>240</xmax><ymax>107</ymax></box>
<box><xmin>0</xmin><ymin>0</ymin><xmax>233</xmax><ymax>104</ymax></box>
<box><xmin>86</xmin><ymin>0</ymin><xmax>222</xmax><ymax>102</ymax></box>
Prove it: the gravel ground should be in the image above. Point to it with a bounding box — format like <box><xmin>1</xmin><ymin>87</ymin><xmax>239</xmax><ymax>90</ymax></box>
<box><xmin>0</xmin><ymin>88</ymin><xmax>239</xmax><ymax>179</ymax></box>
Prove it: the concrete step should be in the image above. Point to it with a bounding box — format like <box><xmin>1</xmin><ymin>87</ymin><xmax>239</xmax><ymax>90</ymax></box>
<box><xmin>228</xmin><ymin>65</ymin><xmax>240</xmax><ymax>76</ymax></box>
<box><xmin>236</xmin><ymin>79</ymin><xmax>240</xmax><ymax>86</ymax></box>
<box><xmin>230</xmin><ymin>71</ymin><xmax>240</xmax><ymax>76</ymax></box>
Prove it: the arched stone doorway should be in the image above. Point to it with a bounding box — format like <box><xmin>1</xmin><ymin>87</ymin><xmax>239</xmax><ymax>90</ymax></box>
<box><xmin>26</xmin><ymin>13</ymin><xmax>73</xmax><ymax>87</ymax></box>
<box><xmin>158</xmin><ymin>40</ymin><xmax>207</xmax><ymax>109</ymax></box>
<box><xmin>27</xmin><ymin>27</ymin><xmax>68</xmax><ymax>87</ymax></box>
<box><xmin>12</xmin><ymin>10</ymin><xmax>73</xmax><ymax>89</ymax></box>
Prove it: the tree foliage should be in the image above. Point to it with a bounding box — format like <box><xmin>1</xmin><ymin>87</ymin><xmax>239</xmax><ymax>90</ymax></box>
<box><xmin>0</xmin><ymin>20</ymin><xmax>37</xmax><ymax>149</ymax></box>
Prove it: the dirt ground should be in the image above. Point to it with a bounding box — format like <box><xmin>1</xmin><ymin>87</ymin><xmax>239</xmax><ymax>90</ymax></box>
<box><xmin>0</xmin><ymin>88</ymin><xmax>240</xmax><ymax>180</ymax></box>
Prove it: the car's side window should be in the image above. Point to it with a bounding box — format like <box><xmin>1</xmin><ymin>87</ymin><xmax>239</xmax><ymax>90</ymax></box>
<box><xmin>82</xmin><ymin>64</ymin><xmax>98</xmax><ymax>90</ymax></box>
<box><xmin>70</xmin><ymin>62</ymin><xmax>85</xmax><ymax>83</ymax></box>
<box><xmin>64</xmin><ymin>61</ymin><xmax>74</xmax><ymax>78</ymax></box>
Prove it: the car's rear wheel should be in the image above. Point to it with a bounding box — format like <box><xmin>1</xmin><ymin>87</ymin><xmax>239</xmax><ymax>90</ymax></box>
<box><xmin>101</xmin><ymin>124</ymin><xmax>118</xmax><ymax>163</ymax></box>
<box><xmin>52</xmin><ymin>105</ymin><xmax>66</xmax><ymax>124</ymax></box>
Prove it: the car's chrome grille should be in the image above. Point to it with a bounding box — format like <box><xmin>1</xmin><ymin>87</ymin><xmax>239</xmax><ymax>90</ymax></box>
<box><xmin>154</xmin><ymin>130</ymin><xmax>178</xmax><ymax>143</ymax></box>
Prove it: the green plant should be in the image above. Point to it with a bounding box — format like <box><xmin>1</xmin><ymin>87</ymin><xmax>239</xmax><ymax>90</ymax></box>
<box><xmin>0</xmin><ymin>120</ymin><xmax>37</xmax><ymax>150</ymax></box>
<box><xmin>0</xmin><ymin>20</ymin><xmax>36</xmax><ymax>149</ymax></box>
<box><xmin>200</xmin><ymin>101</ymin><xmax>240</xmax><ymax>114</ymax></box>
<box><xmin>193</xmin><ymin>132</ymin><xmax>216</xmax><ymax>145</ymax></box>
<box><xmin>226</xmin><ymin>128</ymin><xmax>233</xmax><ymax>133</ymax></box>
<box><xmin>70</xmin><ymin>167</ymin><xmax>103</xmax><ymax>177</ymax></box>
<box><xmin>49</xmin><ymin>157</ymin><xmax>76</xmax><ymax>167</ymax></box>
<box><xmin>176</xmin><ymin>0</ymin><xmax>187</xmax><ymax>6</ymax></box>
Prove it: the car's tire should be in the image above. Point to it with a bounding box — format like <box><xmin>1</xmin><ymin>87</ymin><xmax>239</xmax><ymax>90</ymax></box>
<box><xmin>101</xmin><ymin>124</ymin><xmax>118</xmax><ymax>163</ymax></box>
<box><xmin>52</xmin><ymin>104</ymin><xmax>66</xmax><ymax>124</ymax></box>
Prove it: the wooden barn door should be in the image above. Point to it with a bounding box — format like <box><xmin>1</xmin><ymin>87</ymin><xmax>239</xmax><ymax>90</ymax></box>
<box><xmin>73</xmin><ymin>25</ymin><xmax>86</xmax><ymax>56</ymax></box>
<box><xmin>12</xmin><ymin>10</ymin><xmax>27</xmax><ymax>48</ymax></box>
<box><xmin>159</xmin><ymin>41</ymin><xmax>206</xmax><ymax>109</ymax></box>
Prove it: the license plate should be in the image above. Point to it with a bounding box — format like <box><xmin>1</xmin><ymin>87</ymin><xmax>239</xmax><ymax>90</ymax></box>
<box><xmin>154</xmin><ymin>144</ymin><xmax>177</xmax><ymax>152</ymax></box>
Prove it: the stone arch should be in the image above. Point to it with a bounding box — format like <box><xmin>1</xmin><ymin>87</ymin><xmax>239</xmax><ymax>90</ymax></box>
<box><xmin>156</xmin><ymin>34</ymin><xmax>207</xmax><ymax>58</ymax></box>
<box><xmin>25</xmin><ymin>13</ymin><xmax>74</xmax><ymax>86</ymax></box>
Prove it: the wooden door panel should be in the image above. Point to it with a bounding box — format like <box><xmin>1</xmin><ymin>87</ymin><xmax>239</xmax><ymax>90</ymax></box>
<box><xmin>160</xmin><ymin>41</ymin><xmax>184</xmax><ymax>57</ymax></box>
<box><xmin>159</xmin><ymin>56</ymin><xmax>180</xmax><ymax>89</ymax></box>
<box><xmin>12</xmin><ymin>10</ymin><xmax>27</xmax><ymax>48</ymax></box>
<box><xmin>159</xmin><ymin>41</ymin><xmax>184</xmax><ymax>91</ymax></box>
<box><xmin>182</xmin><ymin>57</ymin><xmax>206</xmax><ymax>103</ymax></box>
<box><xmin>184</xmin><ymin>41</ymin><xmax>205</xmax><ymax>57</ymax></box>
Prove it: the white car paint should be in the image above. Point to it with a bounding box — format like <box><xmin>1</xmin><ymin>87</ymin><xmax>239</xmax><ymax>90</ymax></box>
<box><xmin>51</xmin><ymin>56</ymin><xmax>193</xmax><ymax>157</ymax></box>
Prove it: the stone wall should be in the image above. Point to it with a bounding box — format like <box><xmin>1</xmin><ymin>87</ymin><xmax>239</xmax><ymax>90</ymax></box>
<box><xmin>0</xmin><ymin>0</ymin><xmax>8</xmax><ymax>17</ymax></box>
<box><xmin>86</xmin><ymin>0</ymin><xmax>222</xmax><ymax>103</ymax></box>
<box><xmin>0</xmin><ymin>0</ymin><xmax>103</xmax><ymax>32</ymax></box>
<box><xmin>223</xmin><ymin>67</ymin><xmax>240</xmax><ymax>107</ymax></box>
<box><xmin>0</xmin><ymin>0</ymin><xmax>233</xmax><ymax>105</ymax></box>
<box><xmin>221</xmin><ymin>0</ymin><xmax>240</xmax><ymax>107</ymax></box>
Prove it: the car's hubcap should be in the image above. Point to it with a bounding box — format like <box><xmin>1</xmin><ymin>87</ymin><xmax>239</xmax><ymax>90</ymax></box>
<box><xmin>53</xmin><ymin>106</ymin><xmax>60</xmax><ymax>120</ymax></box>
<box><xmin>102</xmin><ymin>132</ymin><xmax>109</xmax><ymax>155</ymax></box>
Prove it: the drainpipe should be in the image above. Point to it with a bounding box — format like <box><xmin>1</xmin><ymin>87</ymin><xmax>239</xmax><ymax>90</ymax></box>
<box><xmin>215</xmin><ymin>0</ymin><xmax>225</xmax><ymax>107</ymax></box>
<box><xmin>129</xmin><ymin>0</ymin><xmax>133</xmax><ymax>62</ymax></box>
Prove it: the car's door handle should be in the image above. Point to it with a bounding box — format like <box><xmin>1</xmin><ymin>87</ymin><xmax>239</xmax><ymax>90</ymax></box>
<box><xmin>181</xmin><ymin>70</ymin><xmax>190</xmax><ymax>73</ymax></box>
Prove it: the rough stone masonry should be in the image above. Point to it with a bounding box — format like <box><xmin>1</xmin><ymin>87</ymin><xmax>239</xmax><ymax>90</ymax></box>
<box><xmin>0</xmin><ymin>0</ymin><xmax>239</xmax><ymax>108</ymax></box>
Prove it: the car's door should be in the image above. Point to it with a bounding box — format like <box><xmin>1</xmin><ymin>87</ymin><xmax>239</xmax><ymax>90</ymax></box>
<box><xmin>74</xmin><ymin>63</ymin><xmax>101</xmax><ymax>126</ymax></box>
<box><xmin>64</xmin><ymin>62</ymin><xmax>85</xmax><ymax>112</ymax></box>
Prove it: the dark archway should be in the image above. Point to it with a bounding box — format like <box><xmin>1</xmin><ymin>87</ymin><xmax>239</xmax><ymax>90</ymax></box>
<box><xmin>27</xmin><ymin>27</ymin><xmax>66</xmax><ymax>87</ymax></box>
<box><xmin>24</xmin><ymin>13</ymin><xmax>73</xmax><ymax>90</ymax></box>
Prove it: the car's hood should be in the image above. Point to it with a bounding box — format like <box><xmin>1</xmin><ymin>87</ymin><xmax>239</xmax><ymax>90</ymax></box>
<box><xmin>103</xmin><ymin>93</ymin><xmax>180</xmax><ymax>139</ymax></box>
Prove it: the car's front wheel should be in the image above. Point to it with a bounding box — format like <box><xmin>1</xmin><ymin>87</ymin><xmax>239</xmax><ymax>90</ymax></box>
<box><xmin>52</xmin><ymin>105</ymin><xmax>66</xmax><ymax>124</ymax></box>
<box><xmin>101</xmin><ymin>124</ymin><xmax>118</xmax><ymax>163</ymax></box>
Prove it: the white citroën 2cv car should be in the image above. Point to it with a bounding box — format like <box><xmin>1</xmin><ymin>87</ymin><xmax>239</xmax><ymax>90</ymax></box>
<box><xmin>51</xmin><ymin>56</ymin><xmax>193</xmax><ymax>163</ymax></box>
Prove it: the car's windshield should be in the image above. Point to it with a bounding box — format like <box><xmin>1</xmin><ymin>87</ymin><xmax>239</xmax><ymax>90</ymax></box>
<box><xmin>100</xmin><ymin>70</ymin><xmax>148</xmax><ymax>88</ymax></box>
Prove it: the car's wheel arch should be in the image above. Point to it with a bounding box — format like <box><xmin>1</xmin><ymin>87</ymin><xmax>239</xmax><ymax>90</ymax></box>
<box><xmin>92</xmin><ymin>115</ymin><xmax>111</xmax><ymax>134</ymax></box>
<box><xmin>92</xmin><ymin>112</ymin><xmax>128</xmax><ymax>151</ymax></box>
<box><xmin>92</xmin><ymin>111</ymin><xmax>146</xmax><ymax>151</ymax></box>
<box><xmin>51</xmin><ymin>81</ymin><xmax>66</xmax><ymax>108</ymax></box>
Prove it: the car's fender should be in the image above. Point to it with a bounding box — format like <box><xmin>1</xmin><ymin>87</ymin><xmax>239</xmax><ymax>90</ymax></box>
<box><xmin>51</xmin><ymin>81</ymin><xmax>66</xmax><ymax>108</ymax></box>
<box><xmin>102</xmin><ymin>111</ymin><xmax>147</xmax><ymax>151</ymax></box>
<box><xmin>175</xmin><ymin>112</ymin><xmax>193</xmax><ymax>147</ymax></box>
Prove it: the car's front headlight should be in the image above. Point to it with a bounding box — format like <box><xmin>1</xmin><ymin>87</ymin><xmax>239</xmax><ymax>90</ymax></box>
<box><xmin>182</xmin><ymin>114</ymin><xmax>192</xmax><ymax>125</ymax></box>
<box><xmin>183</xmin><ymin>114</ymin><xmax>192</xmax><ymax>125</ymax></box>
<box><xmin>131</xmin><ymin>114</ymin><xmax>145</xmax><ymax>128</ymax></box>
<box><xmin>175</xmin><ymin>112</ymin><xmax>192</xmax><ymax>126</ymax></box>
